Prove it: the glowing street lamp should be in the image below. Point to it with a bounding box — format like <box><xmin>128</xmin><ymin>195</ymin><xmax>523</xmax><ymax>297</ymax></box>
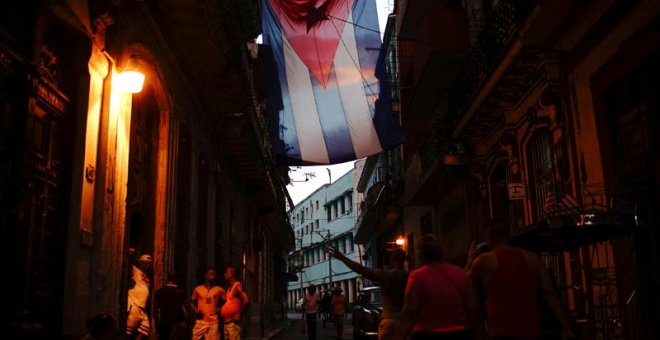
<box><xmin>116</xmin><ymin>54</ymin><xmax>145</xmax><ymax>93</ymax></box>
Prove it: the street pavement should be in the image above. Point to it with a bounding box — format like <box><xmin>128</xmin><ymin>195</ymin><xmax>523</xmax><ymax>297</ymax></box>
<box><xmin>271</xmin><ymin>312</ymin><xmax>354</xmax><ymax>339</ymax></box>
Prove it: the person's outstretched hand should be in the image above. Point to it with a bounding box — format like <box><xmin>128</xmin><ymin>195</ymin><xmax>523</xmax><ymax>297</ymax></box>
<box><xmin>467</xmin><ymin>240</ymin><xmax>479</xmax><ymax>260</ymax></box>
<box><xmin>326</xmin><ymin>246</ymin><xmax>342</xmax><ymax>259</ymax></box>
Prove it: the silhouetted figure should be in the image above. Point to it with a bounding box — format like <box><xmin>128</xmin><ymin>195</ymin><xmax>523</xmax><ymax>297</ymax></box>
<box><xmin>465</xmin><ymin>220</ymin><xmax>575</xmax><ymax>340</ymax></box>
<box><xmin>81</xmin><ymin>313</ymin><xmax>116</xmax><ymax>340</ymax></box>
<box><xmin>154</xmin><ymin>271</ymin><xmax>188</xmax><ymax>340</ymax></box>
<box><xmin>394</xmin><ymin>234</ymin><xmax>479</xmax><ymax>340</ymax></box>
<box><xmin>302</xmin><ymin>284</ymin><xmax>321</xmax><ymax>340</ymax></box>
<box><xmin>126</xmin><ymin>249</ymin><xmax>153</xmax><ymax>339</ymax></box>
<box><xmin>330</xmin><ymin>286</ymin><xmax>347</xmax><ymax>339</ymax></box>
<box><xmin>321</xmin><ymin>291</ymin><xmax>332</xmax><ymax>326</ymax></box>
<box><xmin>329</xmin><ymin>246</ymin><xmax>408</xmax><ymax>340</ymax></box>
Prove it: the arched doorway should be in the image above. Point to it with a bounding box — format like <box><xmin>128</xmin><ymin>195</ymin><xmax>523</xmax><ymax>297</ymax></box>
<box><xmin>125</xmin><ymin>82</ymin><xmax>160</xmax><ymax>256</ymax></box>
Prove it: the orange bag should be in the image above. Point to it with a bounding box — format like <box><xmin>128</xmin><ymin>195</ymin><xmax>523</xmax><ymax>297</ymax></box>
<box><xmin>299</xmin><ymin>317</ymin><xmax>306</xmax><ymax>335</ymax></box>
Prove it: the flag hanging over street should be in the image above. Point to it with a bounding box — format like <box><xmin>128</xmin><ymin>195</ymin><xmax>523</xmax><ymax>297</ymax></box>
<box><xmin>261</xmin><ymin>0</ymin><xmax>404</xmax><ymax>165</ymax></box>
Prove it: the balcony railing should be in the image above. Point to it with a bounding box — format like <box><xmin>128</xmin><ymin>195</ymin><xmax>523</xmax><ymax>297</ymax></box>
<box><xmin>414</xmin><ymin>0</ymin><xmax>537</xmax><ymax>171</ymax></box>
<box><xmin>446</xmin><ymin>0</ymin><xmax>538</xmax><ymax>126</ymax></box>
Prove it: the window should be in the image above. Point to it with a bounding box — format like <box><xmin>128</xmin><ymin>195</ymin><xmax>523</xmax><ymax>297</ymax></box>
<box><xmin>316</xmin><ymin>200</ymin><xmax>319</xmax><ymax>210</ymax></box>
<box><xmin>527</xmin><ymin>130</ymin><xmax>553</xmax><ymax>220</ymax></box>
<box><xmin>341</xmin><ymin>196</ymin><xmax>346</xmax><ymax>214</ymax></box>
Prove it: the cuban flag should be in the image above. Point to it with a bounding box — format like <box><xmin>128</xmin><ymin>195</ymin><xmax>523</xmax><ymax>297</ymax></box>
<box><xmin>261</xmin><ymin>0</ymin><xmax>405</xmax><ymax>165</ymax></box>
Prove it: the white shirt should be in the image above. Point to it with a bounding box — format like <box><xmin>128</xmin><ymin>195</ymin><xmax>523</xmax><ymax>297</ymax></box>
<box><xmin>127</xmin><ymin>265</ymin><xmax>150</xmax><ymax>308</ymax></box>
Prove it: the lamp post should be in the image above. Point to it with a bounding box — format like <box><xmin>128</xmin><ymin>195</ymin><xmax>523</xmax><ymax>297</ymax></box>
<box><xmin>327</xmin><ymin>230</ymin><xmax>333</xmax><ymax>288</ymax></box>
<box><xmin>297</xmin><ymin>238</ymin><xmax>304</xmax><ymax>297</ymax></box>
<box><xmin>314</xmin><ymin>229</ymin><xmax>333</xmax><ymax>288</ymax></box>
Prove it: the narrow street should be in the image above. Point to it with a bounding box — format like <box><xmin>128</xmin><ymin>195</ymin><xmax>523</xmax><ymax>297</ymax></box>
<box><xmin>272</xmin><ymin>313</ymin><xmax>355</xmax><ymax>340</ymax></box>
<box><xmin>2</xmin><ymin>0</ymin><xmax>660</xmax><ymax>339</ymax></box>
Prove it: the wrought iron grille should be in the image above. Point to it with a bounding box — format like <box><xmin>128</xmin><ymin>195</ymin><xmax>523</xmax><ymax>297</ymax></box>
<box><xmin>446</xmin><ymin>0</ymin><xmax>538</xmax><ymax>126</ymax></box>
<box><xmin>530</xmin><ymin>131</ymin><xmax>553</xmax><ymax>218</ymax></box>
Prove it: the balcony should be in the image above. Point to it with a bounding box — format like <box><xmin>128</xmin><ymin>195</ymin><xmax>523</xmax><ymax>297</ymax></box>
<box><xmin>402</xmin><ymin>0</ymin><xmax>540</xmax><ymax>204</ymax></box>
<box><xmin>511</xmin><ymin>183</ymin><xmax>645</xmax><ymax>252</ymax></box>
<box><xmin>446</xmin><ymin>0</ymin><xmax>539</xmax><ymax>130</ymax></box>
<box><xmin>354</xmin><ymin>154</ymin><xmax>404</xmax><ymax>244</ymax></box>
<box><xmin>397</xmin><ymin>1</ymin><xmax>469</xmax><ymax>120</ymax></box>
<box><xmin>354</xmin><ymin>180</ymin><xmax>403</xmax><ymax>244</ymax></box>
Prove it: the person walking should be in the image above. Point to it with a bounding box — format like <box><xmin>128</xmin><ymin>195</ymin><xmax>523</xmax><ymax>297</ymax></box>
<box><xmin>321</xmin><ymin>291</ymin><xmax>332</xmax><ymax>327</ymax></box>
<box><xmin>190</xmin><ymin>268</ymin><xmax>225</xmax><ymax>340</ymax></box>
<box><xmin>126</xmin><ymin>249</ymin><xmax>153</xmax><ymax>339</ymax></box>
<box><xmin>465</xmin><ymin>220</ymin><xmax>575</xmax><ymax>340</ymax></box>
<box><xmin>221</xmin><ymin>266</ymin><xmax>250</xmax><ymax>340</ymax></box>
<box><xmin>154</xmin><ymin>271</ymin><xmax>188</xmax><ymax>340</ymax></box>
<box><xmin>328</xmin><ymin>246</ymin><xmax>408</xmax><ymax>340</ymax></box>
<box><xmin>302</xmin><ymin>284</ymin><xmax>321</xmax><ymax>340</ymax></box>
<box><xmin>394</xmin><ymin>234</ymin><xmax>479</xmax><ymax>340</ymax></box>
<box><xmin>330</xmin><ymin>286</ymin><xmax>347</xmax><ymax>339</ymax></box>
<box><xmin>81</xmin><ymin>313</ymin><xmax>116</xmax><ymax>340</ymax></box>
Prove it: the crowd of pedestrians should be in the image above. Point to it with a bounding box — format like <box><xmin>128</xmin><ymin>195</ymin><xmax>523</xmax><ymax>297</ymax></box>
<box><xmin>88</xmin><ymin>218</ymin><xmax>575</xmax><ymax>340</ymax></box>
<box><xmin>115</xmin><ymin>248</ymin><xmax>250</xmax><ymax>340</ymax></box>
<box><xmin>321</xmin><ymin>219</ymin><xmax>576</xmax><ymax>340</ymax></box>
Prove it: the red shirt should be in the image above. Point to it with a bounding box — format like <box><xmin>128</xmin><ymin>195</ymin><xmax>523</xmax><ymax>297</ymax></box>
<box><xmin>486</xmin><ymin>248</ymin><xmax>540</xmax><ymax>339</ymax></box>
<box><xmin>406</xmin><ymin>263</ymin><xmax>470</xmax><ymax>334</ymax></box>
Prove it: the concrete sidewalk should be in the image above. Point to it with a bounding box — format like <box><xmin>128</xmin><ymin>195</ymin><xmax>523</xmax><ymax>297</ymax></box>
<box><xmin>244</xmin><ymin>318</ymin><xmax>296</xmax><ymax>340</ymax></box>
<box><xmin>245</xmin><ymin>312</ymin><xmax>354</xmax><ymax>339</ymax></box>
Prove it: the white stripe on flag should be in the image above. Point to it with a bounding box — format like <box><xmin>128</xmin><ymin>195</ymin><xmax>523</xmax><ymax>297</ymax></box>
<box><xmin>283</xmin><ymin>35</ymin><xmax>330</xmax><ymax>164</ymax></box>
<box><xmin>335</xmin><ymin>11</ymin><xmax>382</xmax><ymax>159</ymax></box>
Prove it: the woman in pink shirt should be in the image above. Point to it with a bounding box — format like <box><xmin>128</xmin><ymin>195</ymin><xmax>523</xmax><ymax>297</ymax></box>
<box><xmin>395</xmin><ymin>234</ymin><xmax>479</xmax><ymax>340</ymax></box>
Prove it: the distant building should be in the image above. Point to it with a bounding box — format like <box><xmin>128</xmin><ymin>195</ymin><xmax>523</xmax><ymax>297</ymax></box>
<box><xmin>287</xmin><ymin>162</ymin><xmax>364</xmax><ymax>309</ymax></box>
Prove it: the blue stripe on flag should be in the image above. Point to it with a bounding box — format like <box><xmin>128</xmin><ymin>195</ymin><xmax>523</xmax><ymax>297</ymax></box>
<box><xmin>261</xmin><ymin>0</ymin><xmax>302</xmax><ymax>164</ymax></box>
<box><xmin>261</xmin><ymin>0</ymin><xmax>404</xmax><ymax>164</ymax></box>
<box><xmin>310</xmin><ymin>70</ymin><xmax>357</xmax><ymax>163</ymax></box>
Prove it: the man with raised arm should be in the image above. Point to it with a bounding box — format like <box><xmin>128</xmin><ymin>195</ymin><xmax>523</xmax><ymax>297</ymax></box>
<box><xmin>328</xmin><ymin>246</ymin><xmax>408</xmax><ymax>340</ymax></box>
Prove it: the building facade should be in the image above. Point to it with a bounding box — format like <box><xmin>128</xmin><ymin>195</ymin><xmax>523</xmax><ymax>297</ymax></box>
<box><xmin>287</xmin><ymin>165</ymin><xmax>365</xmax><ymax>309</ymax></box>
<box><xmin>0</xmin><ymin>0</ymin><xmax>292</xmax><ymax>338</ymax></box>
<box><xmin>357</xmin><ymin>0</ymin><xmax>660</xmax><ymax>339</ymax></box>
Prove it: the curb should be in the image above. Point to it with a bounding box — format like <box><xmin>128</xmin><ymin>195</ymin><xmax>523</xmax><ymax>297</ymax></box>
<box><xmin>243</xmin><ymin>319</ymin><xmax>295</xmax><ymax>340</ymax></box>
<box><xmin>263</xmin><ymin>319</ymin><xmax>296</xmax><ymax>340</ymax></box>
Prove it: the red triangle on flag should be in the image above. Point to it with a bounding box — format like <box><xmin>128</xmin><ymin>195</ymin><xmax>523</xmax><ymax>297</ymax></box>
<box><xmin>268</xmin><ymin>0</ymin><xmax>354</xmax><ymax>88</ymax></box>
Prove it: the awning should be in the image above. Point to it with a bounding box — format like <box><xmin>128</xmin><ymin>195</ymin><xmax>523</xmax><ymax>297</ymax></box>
<box><xmin>510</xmin><ymin>211</ymin><xmax>641</xmax><ymax>252</ymax></box>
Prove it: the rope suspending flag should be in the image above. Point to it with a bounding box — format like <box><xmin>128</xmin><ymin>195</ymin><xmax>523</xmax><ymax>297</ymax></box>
<box><xmin>261</xmin><ymin>0</ymin><xmax>404</xmax><ymax>165</ymax></box>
